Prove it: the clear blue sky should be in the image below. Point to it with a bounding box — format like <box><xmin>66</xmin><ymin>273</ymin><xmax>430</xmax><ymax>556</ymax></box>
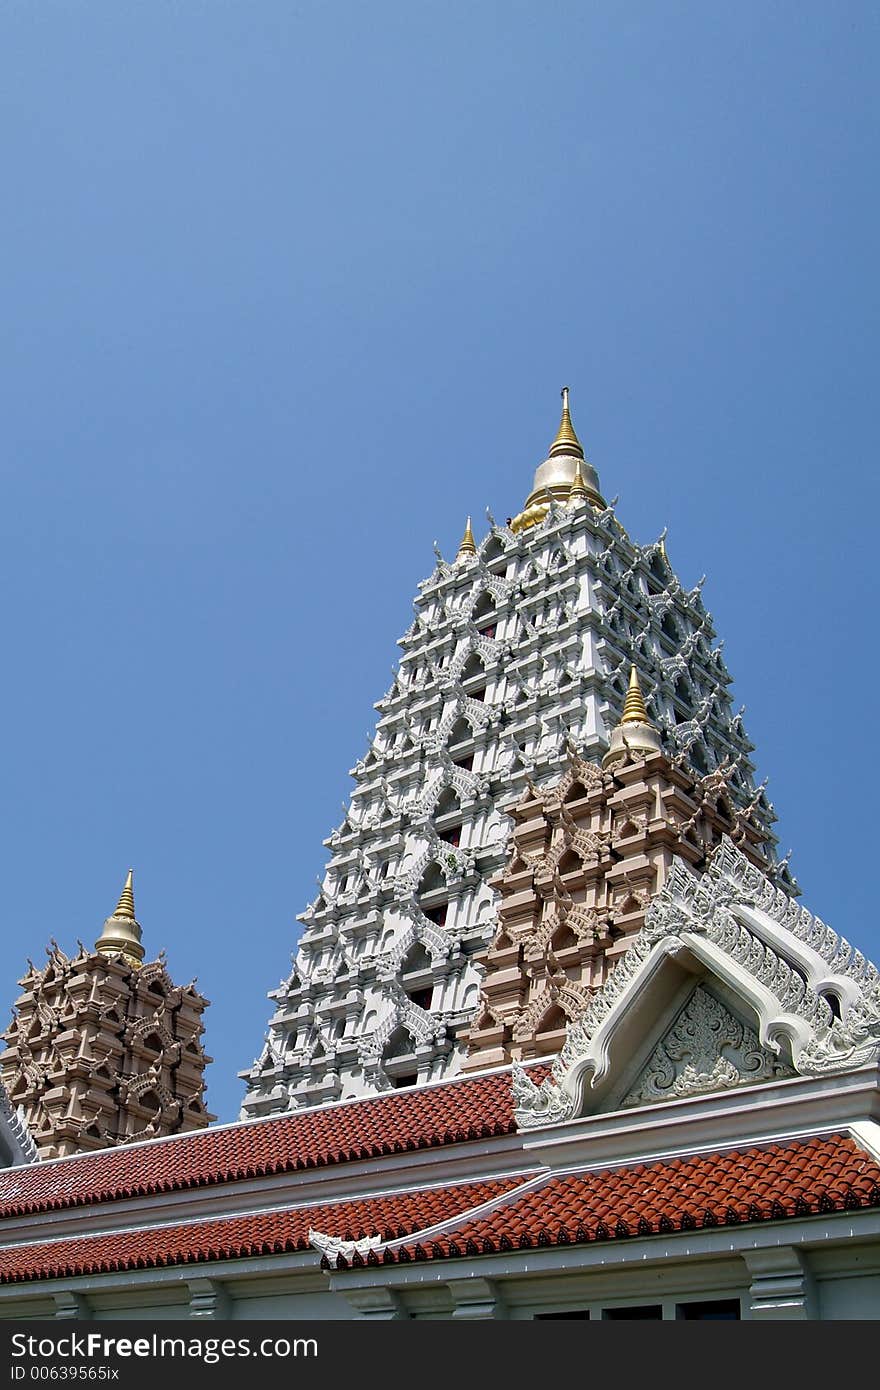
<box><xmin>1</xmin><ymin>2</ymin><xmax>877</xmax><ymax>1124</ymax></box>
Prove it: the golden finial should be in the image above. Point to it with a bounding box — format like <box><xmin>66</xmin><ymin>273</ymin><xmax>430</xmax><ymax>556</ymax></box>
<box><xmin>568</xmin><ymin>458</ymin><xmax>589</xmax><ymax>505</ymax></box>
<box><xmin>548</xmin><ymin>386</ymin><xmax>584</xmax><ymax>459</ymax></box>
<box><xmin>602</xmin><ymin>665</ymin><xmax>661</xmax><ymax>768</ymax></box>
<box><xmin>621</xmin><ymin>665</ymin><xmax>652</xmax><ymax>725</ymax></box>
<box><xmin>95</xmin><ymin>869</ymin><xmax>144</xmax><ymax>967</ymax></box>
<box><xmin>456</xmin><ymin>515</ymin><xmax>477</xmax><ymax>561</ymax></box>
<box><xmin>114</xmin><ymin>869</ymin><xmax>136</xmax><ymax>920</ymax></box>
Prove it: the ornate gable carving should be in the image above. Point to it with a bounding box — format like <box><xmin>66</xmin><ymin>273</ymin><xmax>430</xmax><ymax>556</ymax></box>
<box><xmin>620</xmin><ymin>985</ymin><xmax>787</xmax><ymax>1108</ymax></box>
<box><xmin>513</xmin><ymin>838</ymin><xmax>880</xmax><ymax>1129</ymax></box>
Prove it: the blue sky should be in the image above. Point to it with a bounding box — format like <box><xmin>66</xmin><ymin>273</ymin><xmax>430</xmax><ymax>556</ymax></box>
<box><xmin>1</xmin><ymin>2</ymin><xmax>877</xmax><ymax>1124</ymax></box>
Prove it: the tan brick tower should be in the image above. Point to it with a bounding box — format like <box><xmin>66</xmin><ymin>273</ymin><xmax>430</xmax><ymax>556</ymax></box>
<box><xmin>0</xmin><ymin>873</ymin><xmax>214</xmax><ymax>1159</ymax></box>
<box><xmin>462</xmin><ymin>668</ymin><xmax>773</xmax><ymax>1069</ymax></box>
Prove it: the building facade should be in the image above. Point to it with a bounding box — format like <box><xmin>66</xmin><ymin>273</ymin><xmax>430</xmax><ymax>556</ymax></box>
<box><xmin>1</xmin><ymin>389</ymin><xmax>876</xmax><ymax>1321</ymax></box>
<box><xmin>241</xmin><ymin>391</ymin><xmax>783</xmax><ymax>1118</ymax></box>
<box><xmin>0</xmin><ymin>830</ymin><xmax>877</xmax><ymax>1320</ymax></box>
<box><xmin>0</xmin><ymin>874</ymin><xmax>214</xmax><ymax>1159</ymax></box>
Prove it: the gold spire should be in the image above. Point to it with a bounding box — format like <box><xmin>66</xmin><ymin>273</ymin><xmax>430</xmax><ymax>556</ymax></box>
<box><xmin>568</xmin><ymin>458</ymin><xmax>588</xmax><ymax>504</ymax></box>
<box><xmin>621</xmin><ymin>665</ymin><xmax>651</xmax><ymax>725</ymax></box>
<box><xmin>95</xmin><ymin>870</ymin><xmax>144</xmax><ymax>967</ymax></box>
<box><xmin>114</xmin><ymin>869</ymin><xmax>136</xmax><ymax>920</ymax></box>
<box><xmin>602</xmin><ymin>665</ymin><xmax>661</xmax><ymax>768</ymax></box>
<box><xmin>456</xmin><ymin>515</ymin><xmax>477</xmax><ymax>561</ymax></box>
<box><xmin>548</xmin><ymin>386</ymin><xmax>584</xmax><ymax>459</ymax></box>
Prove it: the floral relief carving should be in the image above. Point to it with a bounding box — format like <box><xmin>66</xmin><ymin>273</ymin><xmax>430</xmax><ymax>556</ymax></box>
<box><xmin>621</xmin><ymin>985</ymin><xmax>785</xmax><ymax>1107</ymax></box>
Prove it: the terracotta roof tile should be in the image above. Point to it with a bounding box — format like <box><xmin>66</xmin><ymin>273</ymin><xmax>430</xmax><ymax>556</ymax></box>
<box><xmin>2</xmin><ymin>1134</ymin><xmax>878</xmax><ymax>1285</ymax></box>
<box><xmin>373</xmin><ymin>1134</ymin><xmax>880</xmax><ymax>1265</ymax></box>
<box><xmin>0</xmin><ymin>1176</ymin><xmax>526</xmax><ymax>1285</ymax></box>
<box><xmin>0</xmin><ymin>1070</ymin><xmax>541</xmax><ymax>1217</ymax></box>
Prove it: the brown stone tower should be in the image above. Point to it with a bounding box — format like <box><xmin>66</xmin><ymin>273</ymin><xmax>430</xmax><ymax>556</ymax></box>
<box><xmin>0</xmin><ymin>872</ymin><xmax>214</xmax><ymax>1159</ymax></box>
<box><xmin>462</xmin><ymin>669</ymin><xmax>774</xmax><ymax>1070</ymax></box>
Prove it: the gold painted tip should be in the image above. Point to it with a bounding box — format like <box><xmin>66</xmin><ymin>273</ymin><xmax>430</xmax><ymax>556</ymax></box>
<box><xmin>113</xmin><ymin>869</ymin><xmax>136</xmax><ymax>921</ymax></box>
<box><xmin>456</xmin><ymin>515</ymin><xmax>477</xmax><ymax>560</ymax></box>
<box><xmin>620</xmin><ymin>664</ymin><xmax>652</xmax><ymax>726</ymax></box>
<box><xmin>548</xmin><ymin>385</ymin><xmax>584</xmax><ymax>459</ymax></box>
<box><xmin>95</xmin><ymin>869</ymin><xmax>144</xmax><ymax>964</ymax></box>
<box><xmin>568</xmin><ymin>458</ymin><xmax>588</xmax><ymax>503</ymax></box>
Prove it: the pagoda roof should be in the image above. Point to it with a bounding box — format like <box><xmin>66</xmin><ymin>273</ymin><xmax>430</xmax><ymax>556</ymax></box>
<box><xmin>0</xmin><ymin>1067</ymin><xmax>541</xmax><ymax>1218</ymax></box>
<box><xmin>1</xmin><ymin>1133</ymin><xmax>877</xmax><ymax>1285</ymax></box>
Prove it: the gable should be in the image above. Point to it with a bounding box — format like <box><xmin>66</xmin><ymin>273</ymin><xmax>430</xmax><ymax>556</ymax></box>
<box><xmin>618</xmin><ymin>984</ymin><xmax>789</xmax><ymax>1109</ymax></box>
<box><xmin>513</xmin><ymin>838</ymin><xmax>880</xmax><ymax>1129</ymax></box>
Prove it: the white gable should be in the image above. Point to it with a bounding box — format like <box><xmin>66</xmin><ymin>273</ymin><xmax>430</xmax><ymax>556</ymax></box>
<box><xmin>513</xmin><ymin>838</ymin><xmax>880</xmax><ymax>1128</ymax></box>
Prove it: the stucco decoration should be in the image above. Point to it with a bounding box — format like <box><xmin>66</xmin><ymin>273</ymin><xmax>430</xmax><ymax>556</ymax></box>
<box><xmin>308</xmin><ymin>1230</ymin><xmax>382</xmax><ymax>1270</ymax></box>
<box><xmin>513</xmin><ymin>838</ymin><xmax>880</xmax><ymax>1129</ymax></box>
<box><xmin>620</xmin><ymin>985</ymin><xmax>785</xmax><ymax>1107</ymax></box>
<box><xmin>0</xmin><ymin>1082</ymin><xmax>38</xmax><ymax>1167</ymax></box>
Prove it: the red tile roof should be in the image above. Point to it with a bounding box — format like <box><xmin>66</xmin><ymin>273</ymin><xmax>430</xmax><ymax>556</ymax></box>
<box><xmin>0</xmin><ymin>1177</ymin><xmax>526</xmax><ymax>1285</ymax></box>
<box><xmin>0</xmin><ymin>1070</ymin><xmax>533</xmax><ymax>1218</ymax></box>
<box><xmin>2</xmin><ymin>1134</ymin><xmax>878</xmax><ymax>1285</ymax></box>
<box><xmin>353</xmin><ymin>1134</ymin><xmax>880</xmax><ymax>1266</ymax></box>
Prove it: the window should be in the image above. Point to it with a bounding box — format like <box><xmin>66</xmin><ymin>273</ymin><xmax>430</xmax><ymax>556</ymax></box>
<box><xmin>407</xmin><ymin>987</ymin><xmax>433</xmax><ymax>1010</ymax></box>
<box><xmin>676</xmin><ymin>1299</ymin><xmax>740</xmax><ymax>1320</ymax></box>
<box><xmin>602</xmin><ymin>1305</ymin><xmax>662</xmax><ymax>1320</ymax></box>
<box><xmin>534</xmin><ymin>1311</ymin><xmax>589</xmax><ymax>1320</ymax></box>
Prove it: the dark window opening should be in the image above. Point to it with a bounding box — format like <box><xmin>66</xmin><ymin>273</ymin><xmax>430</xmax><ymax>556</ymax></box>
<box><xmin>407</xmin><ymin>987</ymin><xmax>433</xmax><ymax>1010</ymax></box>
<box><xmin>424</xmin><ymin>905</ymin><xmax>447</xmax><ymax>926</ymax></box>
<box><xmin>676</xmin><ymin>1299</ymin><xmax>740</xmax><ymax>1321</ymax></box>
<box><xmin>391</xmin><ymin>1071</ymin><xmax>418</xmax><ymax>1089</ymax></box>
<box><xmin>534</xmin><ymin>1311</ymin><xmax>590</xmax><ymax>1320</ymax></box>
<box><xmin>453</xmin><ymin>754</ymin><xmax>474</xmax><ymax>771</ymax></box>
<box><xmin>603</xmin><ymin>1305</ymin><xmax>663</xmax><ymax>1320</ymax></box>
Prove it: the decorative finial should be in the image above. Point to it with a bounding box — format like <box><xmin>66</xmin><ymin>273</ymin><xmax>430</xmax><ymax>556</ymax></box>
<box><xmin>621</xmin><ymin>665</ymin><xmax>652</xmax><ymax>725</ymax></box>
<box><xmin>568</xmin><ymin>458</ymin><xmax>589</xmax><ymax>505</ymax></box>
<box><xmin>114</xmin><ymin>869</ymin><xmax>136</xmax><ymax>920</ymax></box>
<box><xmin>548</xmin><ymin>386</ymin><xmax>584</xmax><ymax>459</ymax></box>
<box><xmin>602</xmin><ymin>664</ymin><xmax>661</xmax><ymax>769</ymax></box>
<box><xmin>95</xmin><ymin>869</ymin><xmax>145</xmax><ymax>967</ymax></box>
<box><xmin>456</xmin><ymin>516</ymin><xmax>477</xmax><ymax>561</ymax></box>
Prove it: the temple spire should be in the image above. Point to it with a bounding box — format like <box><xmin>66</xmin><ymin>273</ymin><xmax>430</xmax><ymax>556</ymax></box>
<box><xmin>114</xmin><ymin>869</ymin><xmax>136</xmax><ymax>920</ymax></box>
<box><xmin>621</xmin><ymin>664</ymin><xmax>651</xmax><ymax>725</ymax></box>
<box><xmin>456</xmin><ymin>516</ymin><xmax>477</xmax><ymax>561</ymax></box>
<box><xmin>548</xmin><ymin>386</ymin><xmax>584</xmax><ymax>459</ymax></box>
<box><xmin>568</xmin><ymin>458</ymin><xmax>589</xmax><ymax>505</ymax></box>
<box><xmin>603</xmin><ymin>665</ymin><xmax>662</xmax><ymax>768</ymax></box>
<box><xmin>95</xmin><ymin>870</ymin><xmax>145</xmax><ymax>967</ymax></box>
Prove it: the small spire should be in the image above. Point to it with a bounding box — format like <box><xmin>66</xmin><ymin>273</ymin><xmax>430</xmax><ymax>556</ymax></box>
<box><xmin>548</xmin><ymin>386</ymin><xmax>584</xmax><ymax>459</ymax></box>
<box><xmin>621</xmin><ymin>665</ymin><xmax>652</xmax><ymax>725</ymax></box>
<box><xmin>456</xmin><ymin>515</ymin><xmax>477</xmax><ymax>561</ymax></box>
<box><xmin>568</xmin><ymin>458</ymin><xmax>589</xmax><ymax>504</ymax></box>
<box><xmin>95</xmin><ymin>869</ymin><xmax>144</xmax><ymax>967</ymax></box>
<box><xmin>602</xmin><ymin>665</ymin><xmax>661</xmax><ymax>769</ymax></box>
<box><xmin>114</xmin><ymin>869</ymin><xmax>136</xmax><ymax>920</ymax></box>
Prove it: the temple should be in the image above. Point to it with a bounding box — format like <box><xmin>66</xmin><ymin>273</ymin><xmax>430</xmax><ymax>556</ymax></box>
<box><xmin>0</xmin><ymin>872</ymin><xmax>214</xmax><ymax>1159</ymax></box>
<box><xmin>0</xmin><ymin>390</ymin><xmax>877</xmax><ymax>1321</ymax></box>
<box><xmin>240</xmin><ymin>391</ymin><xmax>782</xmax><ymax>1117</ymax></box>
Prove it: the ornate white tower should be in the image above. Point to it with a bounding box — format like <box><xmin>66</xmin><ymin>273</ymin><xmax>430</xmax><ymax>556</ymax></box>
<box><xmin>240</xmin><ymin>391</ymin><xmax>782</xmax><ymax>1117</ymax></box>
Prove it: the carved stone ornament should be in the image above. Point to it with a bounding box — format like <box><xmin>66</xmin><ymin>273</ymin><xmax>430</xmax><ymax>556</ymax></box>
<box><xmin>620</xmin><ymin>985</ymin><xmax>786</xmax><ymax>1107</ymax></box>
<box><xmin>514</xmin><ymin>837</ymin><xmax>880</xmax><ymax>1129</ymax></box>
<box><xmin>308</xmin><ymin>1229</ymin><xmax>382</xmax><ymax>1269</ymax></box>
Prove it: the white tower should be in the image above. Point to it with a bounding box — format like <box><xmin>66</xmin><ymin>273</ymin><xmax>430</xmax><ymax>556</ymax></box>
<box><xmin>240</xmin><ymin>391</ymin><xmax>780</xmax><ymax>1117</ymax></box>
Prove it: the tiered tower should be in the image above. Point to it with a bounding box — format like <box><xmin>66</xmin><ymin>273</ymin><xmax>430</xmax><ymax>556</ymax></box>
<box><xmin>461</xmin><ymin>666</ymin><xmax>774</xmax><ymax>1069</ymax></box>
<box><xmin>0</xmin><ymin>873</ymin><xmax>214</xmax><ymax>1159</ymax></box>
<box><xmin>241</xmin><ymin>390</ymin><xmax>781</xmax><ymax>1118</ymax></box>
